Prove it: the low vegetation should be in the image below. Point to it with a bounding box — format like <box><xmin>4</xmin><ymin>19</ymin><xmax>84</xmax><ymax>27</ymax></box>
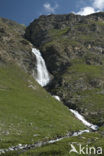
<box><xmin>0</xmin><ymin>63</ymin><xmax>85</xmax><ymax>152</ymax></box>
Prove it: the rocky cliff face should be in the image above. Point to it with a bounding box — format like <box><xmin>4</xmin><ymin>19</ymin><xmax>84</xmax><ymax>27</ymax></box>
<box><xmin>25</xmin><ymin>12</ymin><xmax>104</xmax><ymax>126</ymax></box>
<box><xmin>0</xmin><ymin>18</ymin><xmax>37</xmax><ymax>77</ymax></box>
<box><xmin>0</xmin><ymin>13</ymin><xmax>104</xmax><ymax>126</ymax></box>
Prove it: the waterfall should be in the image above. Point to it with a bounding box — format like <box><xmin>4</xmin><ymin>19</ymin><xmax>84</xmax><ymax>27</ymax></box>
<box><xmin>32</xmin><ymin>47</ymin><xmax>98</xmax><ymax>131</ymax></box>
<box><xmin>70</xmin><ymin>109</ymin><xmax>98</xmax><ymax>131</ymax></box>
<box><xmin>53</xmin><ymin>95</ymin><xmax>61</xmax><ymax>101</ymax></box>
<box><xmin>32</xmin><ymin>48</ymin><xmax>50</xmax><ymax>87</ymax></box>
<box><xmin>53</xmin><ymin>95</ymin><xmax>98</xmax><ymax>131</ymax></box>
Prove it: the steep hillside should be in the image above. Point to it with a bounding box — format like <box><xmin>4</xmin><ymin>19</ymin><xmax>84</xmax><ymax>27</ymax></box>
<box><xmin>16</xmin><ymin>129</ymin><xmax>104</xmax><ymax>156</ymax></box>
<box><xmin>4</xmin><ymin>127</ymin><xmax>104</xmax><ymax>155</ymax></box>
<box><xmin>0</xmin><ymin>63</ymin><xmax>86</xmax><ymax>150</ymax></box>
<box><xmin>25</xmin><ymin>12</ymin><xmax>104</xmax><ymax>126</ymax></box>
<box><xmin>0</xmin><ymin>18</ymin><xmax>88</xmax><ymax>155</ymax></box>
<box><xmin>0</xmin><ymin>18</ymin><xmax>37</xmax><ymax>77</ymax></box>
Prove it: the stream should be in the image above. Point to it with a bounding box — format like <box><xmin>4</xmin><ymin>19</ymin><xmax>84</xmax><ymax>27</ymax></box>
<box><xmin>0</xmin><ymin>48</ymin><xmax>98</xmax><ymax>155</ymax></box>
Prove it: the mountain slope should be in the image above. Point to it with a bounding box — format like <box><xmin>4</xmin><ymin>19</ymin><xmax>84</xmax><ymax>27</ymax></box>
<box><xmin>25</xmin><ymin>12</ymin><xmax>104</xmax><ymax>126</ymax></box>
<box><xmin>18</xmin><ymin>130</ymin><xmax>104</xmax><ymax>156</ymax></box>
<box><xmin>0</xmin><ymin>17</ymin><xmax>37</xmax><ymax>77</ymax></box>
<box><xmin>5</xmin><ymin>127</ymin><xmax>104</xmax><ymax>155</ymax></box>
<box><xmin>0</xmin><ymin>18</ymin><xmax>87</xmax><ymax>152</ymax></box>
<box><xmin>0</xmin><ymin>63</ymin><xmax>86</xmax><ymax>149</ymax></box>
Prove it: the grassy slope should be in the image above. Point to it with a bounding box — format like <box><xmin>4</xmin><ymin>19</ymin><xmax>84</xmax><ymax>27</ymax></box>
<box><xmin>0</xmin><ymin>63</ymin><xmax>86</xmax><ymax>151</ymax></box>
<box><xmin>21</xmin><ymin>133</ymin><xmax>104</xmax><ymax>156</ymax></box>
<box><xmin>8</xmin><ymin>129</ymin><xmax>104</xmax><ymax>156</ymax></box>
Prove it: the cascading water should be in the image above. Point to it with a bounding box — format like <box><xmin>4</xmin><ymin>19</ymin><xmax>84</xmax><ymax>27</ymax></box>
<box><xmin>70</xmin><ymin>109</ymin><xmax>98</xmax><ymax>131</ymax></box>
<box><xmin>32</xmin><ymin>47</ymin><xmax>98</xmax><ymax>132</ymax></box>
<box><xmin>53</xmin><ymin>95</ymin><xmax>98</xmax><ymax>131</ymax></box>
<box><xmin>0</xmin><ymin>49</ymin><xmax>99</xmax><ymax>155</ymax></box>
<box><xmin>53</xmin><ymin>95</ymin><xmax>61</xmax><ymax>101</ymax></box>
<box><xmin>32</xmin><ymin>48</ymin><xmax>50</xmax><ymax>87</ymax></box>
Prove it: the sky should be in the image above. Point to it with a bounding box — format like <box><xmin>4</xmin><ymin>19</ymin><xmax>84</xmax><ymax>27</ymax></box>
<box><xmin>0</xmin><ymin>0</ymin><xmax>104</xmax><ymax>25</ymax></box>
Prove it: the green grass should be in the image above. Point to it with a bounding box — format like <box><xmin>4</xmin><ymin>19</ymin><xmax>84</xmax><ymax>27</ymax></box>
<box><xmin>78</xmin><ymin>34</ymin><xmax>96</xmax><ymax>41</ymax></box>
<box><xmin>48</xmin><ymin>27</ymin><xmax>69</xmax><ymax>38</ymax></box>
<box><xmin>63</xmin><ymin>63</ymin><xmax>104</xmax><ymax>82</ymax></box>
<box><xmin>8</xmin><ymin>131</ymin><xmax>103</xmax><ymax>156</ymax></box>
<box><xmin>70</xmin><ymin>63</ymin><xmax>103</xmax><ymax>75</ymax></box>
<box><xmin>94</xmin><ymin>21</ymin><xmax>104</xmax><ymax>26</ymax></box>
<box><xmin>41</xmin><ymin>20</ymin><xmax>104</xmax><ymax>51</ymax></box>
<box><xmin>42</xmin><ymin>27</ymin><xmax>79</xmax><ymax>49</ymax></box>
<box><xmin>0</xmin><ymin>63</ymin><xmax>86</xmax><ymax>151</ymax></box>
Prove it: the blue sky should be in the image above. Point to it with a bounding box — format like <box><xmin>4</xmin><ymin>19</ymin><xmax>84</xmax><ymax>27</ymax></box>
<box><xmin>0</xmin><ymin>0</ymin><xmax>104</xmax><ymax>25</ymax></box>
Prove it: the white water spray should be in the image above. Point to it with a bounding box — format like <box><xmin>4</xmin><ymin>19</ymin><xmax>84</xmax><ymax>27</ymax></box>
<box><xmin>53</xmin><ymin>95</ymin><xmax>98</xmax><ymax>131</ymax></box>
<box><xmin>32</xmin><ymin>48</ymin><xmax>50</xmax><ymax>87</ymax></box>
<box><xmin>32</xmin><ymin>47</ymin><xmax>98</xmax><ymax>130</ymax></box>
<box><xmin>53</xmin><ymin>95</ymin><xmax>61</xmax><ymax>101</ymax></box>
<box><xmin>70</xmin><ymin>109</ymin><xmax>98</xmax><ymax>131</ymax></box>
<box><xmin>0</xmin><ymin>129</ymin><xmax>90</xmax><ymax>155</ymax></box>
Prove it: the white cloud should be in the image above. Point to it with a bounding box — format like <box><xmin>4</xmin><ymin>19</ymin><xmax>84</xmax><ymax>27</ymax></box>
<box><xmin>93</xmin><ymin>0</ymin><xmax>104</xmax><ymax>10</ymax></box>
<box><xmin>77</xmin><ymin>6</ymin><xmax>95</xmax><ymax>16</ymax></box>
<box><xmin>43</xmin><ymin>2</ymin><xmax>59</xmax><ymax>14</ymax></box>
<box><xmin>76</xmin><ymin>0</ymin><xmax>104</xmax><ymax>16</ymax></box>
